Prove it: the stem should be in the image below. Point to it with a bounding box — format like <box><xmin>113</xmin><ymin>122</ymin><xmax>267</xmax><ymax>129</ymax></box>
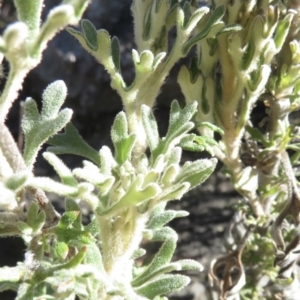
<box><xmin>0</xmin><ymin>66</ymin><xmax>29</xmax><ymax>122</ymax></box>
<box><xmin>13</xmin><ymin>0</ymin><xmax>43</xmax><ymax>41</ymax></box>
<box><xmin>123</xmin><ymin>30</ymin><xmax>190</xmax><ymax>161</ymax></box>
<box><xmin>0</xmin><ymin>122</ymin><xmax>27</xmax><ymax>172</ymax></box>
<box><xmin>96</xmin><ymin>209</ymin><xmax>147</xmax><ymax>281</ymax></box>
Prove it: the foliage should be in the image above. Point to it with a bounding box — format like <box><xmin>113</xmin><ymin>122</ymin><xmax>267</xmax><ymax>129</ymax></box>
<box><xmin>1</xmin><ymin>0</ymin><xmax>300</xmax><ymax>299</ymax></box>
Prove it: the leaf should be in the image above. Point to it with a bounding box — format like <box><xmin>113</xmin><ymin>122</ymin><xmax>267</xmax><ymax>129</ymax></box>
<box><xmin>85</xmin><ymin>243</ymin><xmax>104</xmax><ymax>273</ymax></box>
<box><xmin>245</xmin><ymin>125</ymin><xmax>272</xmax><ymax>147</ymax></box>
<box><xmin>132</xmin><ymin>248</ymin><xmax>147</xmax><ymax>260</ymax></box>
<box><xmin>132</xmin><ymin>227</ymin><xmax>177</xmax><ymax>287</ymax></box>
<box><xmin>195</xmin><ymin>121</ymin><xmax>224</xmax><ymax>134</ymax></box>
<box><xmin>5</xmin><ymin>172</ymin><xmax>29</xmax><ymax>191</ymax></box>
<box><xmin>274</xmin><ymin>13</ymin><xmax>293</xmax><ymax>51</ymax></box>
<box><xmin>111</xmin><ymin>112</ymin><xmax>136</xmax><ymax>164</ymax></box>
<box><xmin>216</xmin><ymin>24</ymin><xmax>242</xmax><ymax>37</ymax></box>
<box><xmin>111</xmin><ymin>36</ymin><xmax>121</xmax><ymax>71</ymax></box>
<box><xmin>73</xmin><ymin>163</ymin><xmax>115</xmax><ymax>195</ymax></box>
<box><xmin>99</xmin><ymin>175</ymin><xmax>161</xmax><ymax>216</ymax></box>
<box><xmin>134</xmin><ymin>259</ymin><xmax>202</xmax><ymax>290</ymax></box>
<box><xmin>151</xmin><ymin>101</ymin><xmax>197</xmax><ymax>162</ymax></box>
<box><xmin>242</xmin><ymin>38</ymin><xmax>255</xmax><ymax>70</ymax></box>
<box><xmin>65</xmin><ymin>198</ymin><xmax>81</xmax><ymax>212</ymax></box>
<box><xmin>47</xmin><ymin>122</ymin><xmax>100</xmax><ymax>166</ymax></box>
<box><xmin>58</xmin><ymin>211</ymin><xmax>81</xmax><ymax>229</ymax></box>
<box><xmin>0</xmin><ymin>271</ymin><xmax>20</xmax><ymax>286</ymax></box>
<box><xmin>147</xmin><ymin>210</ymin><xmax>188</xmax><ymax>229</ymax></box>
<box><xmin>182</xmin><ymin>5</ymin><xmax>225</xmax><ymax>54</ymax></box>
<box><xmin>142</xmin><ymin>105</ymin><xmax>160</xmax><ymax>152</ymax></box>
<box><xmin>158</xmin><ymin>182</ymin><xmax>190</xmax><ymax>202</ymax></box>
<box><xmin>29</xmin><ymin>177</ymin><xmax>78</xmax><ymax>197</ymax></box>
<box><xmin>27</xmin><ymin>202</ymin><xmax>45</xmax><ymax>233</ymax></box>
<box><xmin>53</xmin><ymin>242</ymin><xmax>69</xmax><ymax>260</ymax></box>
<box><xmin>182</xmin><ymin>1</ymin><xmax>191</xmax><ymax>29</ymax></box>
<box><xmin>175</xmin><ymin>158</ymin><xmax>216</xmax><ymax>189</ymax></box>
<box><xmin>85</xmin><ymin>217</ymin><xmax>100</xmax><ymax>238</ymax></box>
<box><xmin>16</xmin><ymin>283</ymin><xmax>34</xmax><ymax>300</ymax></box>
<box><xmin>80</xmin><ymin>19</ymin><xmax>98</xmax><ymax>51</ymax></box>
<box><xmin>161</xmin><ymin>164</ymin><xmax>180</xmax><ymax>185</ymax></box>
<box><xmin>135</xmin><ymin>274</ymin><xmax>190</xmax><ymax>298</ymax></box>
<box><xmin>99</xmin><ymin>146</ymin><xmax>116</xmax><ymax>175</ymax></box>
<box><xmin>184</xmin><ymin>6</ymin><xmax>210</xmax><ymax>32</ymax></box>
<box><xmin>43</xmin><ymin>152</ymin><xmax>78</xmax><ymax>187</ymax></box>
<box><xmin>179</xmin><ymin>134</ymin><xmax>218</xmax><ymax>155</ymax></box>
<box><xmin>55</xmin><ymin>227</ymin><xmax>94</xmax><ymax>245</ymax></box>
<box><xmin>22</xmin><ymin>81</ymin><xmax>72</xmax><ymax>168</ymax></box>
<box><xmin>166</xmin><ymin>147</ymin><xmax>182</xmax><ymax>166</ymax></box>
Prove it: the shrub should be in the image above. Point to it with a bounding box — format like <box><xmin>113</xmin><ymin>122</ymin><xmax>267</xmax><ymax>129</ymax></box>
<box><xmin>1</xmin><ymin>1</ymin><xmax>300</xmax><ymax>299</ymax></box>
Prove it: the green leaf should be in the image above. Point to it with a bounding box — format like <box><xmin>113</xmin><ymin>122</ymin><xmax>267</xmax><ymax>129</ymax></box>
<box><xmin>161</xmin><ymin>164</ymin><xmax>179</xmax><ymax>185</ymax></box>
<box><xmin>99</xmin><ymin>175</ymin><xmax>161</xmax><ymax>215</ymax></box>
<box><xmin>65</xmin><ymin>199</ymin><xmax>82</xmax><ymax>229</ymax></box>
<box><xmin>53</xmin><ymin>241</ymin><xmax>69</xmax><ymax>260</ymax></box>
<box><xmin>55</xmin><ymin>227</ymin><xmax>94</xmax><ymax>245</ymax></box>
<box><xmin>245</xmin><ymin>125</ymin><xmax>272</xmax><ymax>147</ymax></box>
<box><xmin>111</xmin><ymin>112</ymin><xmax>136</xmax><ymax>164</ymax></box>
<box><xmin>41</xmin><ymin>79</ymin><xmax>67</xmax><ymax>118</ymax></box>
<box><xmin>5</xmin><ymin>172</ymin><xmax>29</xmax><ymax>191</ymax></box>
<box><xmin>152</xmin><ymin>52</ymin><xmax>166</xmax><ymax>70</ymax></box>
<box><xmin>147</xmin><ymin>210</ymin><xmax>188</xmax><ymax>229</ymax></box>
<box><xmin>29</xmin><ymin>177</ymin><xmax>78</xmax><ymax>197</ymax></box>
<box><xmin>182</xmin><ymin>5</ymin><xmax>225</xmax><ymax>54</ymax></box>
<box><xmin>242</xmin><ymin>38</ymin><xmax>255</xmax><ymax>70</ymax></box>
<box><xmin>132</xmin><ymin>248</ymin><xmax>147</xmax><ymax>260</ymax></box>
<box><xmin>152</xmin><ymin>101</ymin><xmax>197</xmax><ymax>162</ymax></box>
<box><xmin>166</xmin><ymin>147</ymin><xmax>182</xmax><ymax>166</ymax></box>
<box><xmin>43</xmin><ymin>152</ymin><xmax>78</xmax><ymax>187</ymax></box>
<box><xmin>274</xmin><ymin>13</ymin><xmax>293</xmax><ymax>51</ymax></box>
<box><xmin>99</xmin><ymin>146</ymin><xmax>116</xmax><ymax>175</ymax></box>
<box><xmin>111</xmin><ymin>36</ymin><xmax>121</xmax><ymax>71</ymax></box>
<box><xmin>216</xmin><ymin>24</ymin><xmax>242</xmax><ymax>37</ymax></box>
<box><xmin>22</xmin><ymin>81</ymin><xmax>72</xmax><ymax>168</ymax></box>
<box><xmin>175</xmin><ymin>158</ymin><xmax>216</xmax><ymax>189</ymax></box>
<box><xmin>65</xmin><ymin>197</ymin><xmax>81</xmax><ymax>212</ymax></box>
<box><xmin>17</xmin><ymin>221</ymin><xmax>32</xmax><ymax>235</ymax></box>
<box><xmin>134</xmin><ymin>259</ymin><xmax>202</xmax><ymax>290</ymax></box>
<box><xmin>176</xmin><ymin>259</ymin><xmax>203</xmax><ymax>271</ymax></box>
<box><xmin>115</xmin><ymin>136</ymin><xmax>135</xmax><ymax>164</ymax></box>
<box><xmin>184</xmin><ymin>6</ymin><xmax>209</xmax><ymax>32</ymax></box>
<box><xmin>179</xmin><ymin>134</ymin><xmax>218</xmax><ymax>155</ymax></box>
<box><xmin>135</xmin><ymin>274</ymin><xmax>190</xmax><ymax>298</ymax></box>
<box><xmin>13</xmin><ymin>0</ymin><xmax>42</xmax><ymax>38</ymax></box>
<box><xmin>58</xmin><ymin>211</ymin><xmax>81</xmax><ymax>229</ymax></box>
<box><xmin>195</xmin><ymin>121</ymin><xmax>224</xmax><ymax>134</ymax></box>
<box><xmin>81</xmin><ymin>19</ymin><xmax>98</xmax><ymax>51</ymax></box>
<box><xmin>16</xmin><ymin>283</ymin><xmax>34</xmax><ymax>300</ymax></box>
<box><xmin>182</xmin><ymin>1</ymin><xmax>191</xmax><ymax>29</ymax></box>
<box><xmin>85</xmin><ymin>217</ymin><xmax>100</xmax><ymax>237</ymax></box>
<box><xmin>133</xmin><ymin>227</ymin><xmax>177</xmax><ymax>287</ymax></box>
<box><xmin>27</xmin><ymin>202</ymin><xmax>45</xmax><ymax>233</ymax></box>
<box><xmin>142</xmin><ymin>105</ymin><xmax>160</xmax><ymax>152</ymax></box>
<box><xmin>73</xmin><ymin>162</ymin><xmax>115</xmax><ymax>195</ymax></box>
<box><xmin>47</xmin><ymin>122</ymin><xmax>100</xmax><ymax>166</ymax></box>
<box><xmin>85</xmin><ymin>243</ymin><xmax>104</xmax><ymax>272</ymax></box>
<box><xmin>31</xmin><ymin>247</ymin><xmax>87</xmax><ymax>285</ymax></box>
<box><xmin>0</xmin><ymin>282</ymin><xmax>19</xmax><ymax>292</ymax></box>
<box><xmin>158</xmin><ymin>182</ymin><xmax>190</xmax><ymax>202</ymax></box>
